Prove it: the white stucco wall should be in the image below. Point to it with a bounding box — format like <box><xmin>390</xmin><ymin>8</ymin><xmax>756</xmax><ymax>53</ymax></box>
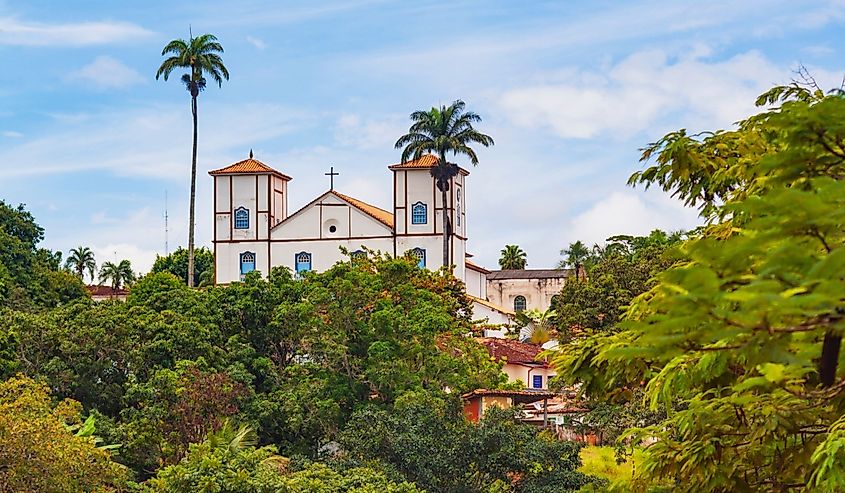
<box><xmin>502</xmin><ymin>363</ymin><xmax>557</xmax><ymax>389</ymax></box>
<box><xmin>470</xmin><ymin>300</ymin><xmax>512</xmax><ymax>326</ymax></box>
<box><xmin>465</xmin><ymin>267</ymin><xmax>487</xmax><ymax>299</ymax></box>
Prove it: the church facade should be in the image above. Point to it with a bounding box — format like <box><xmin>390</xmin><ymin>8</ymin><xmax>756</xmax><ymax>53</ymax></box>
<box><xmin>209</xmin><ymin>152</ymin><xmax>575</xmax><ymax>328</ymax></box>
<box><xmin>209</xmin><ymin>152</ymin><xmax>511</xmax><ymax>313</ymax></box>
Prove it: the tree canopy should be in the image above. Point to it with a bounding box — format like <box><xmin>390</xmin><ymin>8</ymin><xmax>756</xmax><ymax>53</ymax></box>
<box><xmin>499</xmin><ymin>244</ymin><xmax>528</xmax><ymax>270</ymax></box>
<box><xmin>552</xmin><ymin>85</ymin><xmax>845</xmax><ymax>491</ymax></box>
<box><xmin>0</xmin><ymin>201</ymin><xmax>87</xmax><ymax>310</ymax></box>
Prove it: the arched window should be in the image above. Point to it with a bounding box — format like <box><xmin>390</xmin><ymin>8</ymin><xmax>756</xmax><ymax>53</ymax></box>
<box><xmin>456</xmin><ymin>189</ymin><xmax>461</xmax><ymax>227</ymax></box>
<box><xmin>350</xmin><ymin>250</ymin><xmax>367</xmax><ymax>261</ymax></box>
<box><xmin>295</xmin><ymin>252</ymin><xmax>312</xmax><ymax>274</ymax></box>
<box><xmin>240</xmin><ymin>252</ymin><xmax>256</xmax><ymax>277</ymax></box>
<box><xmin>411</xmin><ymin>248</ymin><xmax>426</xmax><ymax>268</ymax></box>
<box><xmin>411</xmin><ymin>202</ymin><xmax>427</xmax><ymax>225</ymax></box>
<box><xmin>513</xmin><ymin>295</ymin><xmax>527</xmax><ymax>312</ymax></box>
<box><xmin>234</xmin><ymin>207</ymin><xmax>249</xmax><ymax>229</ymax></box>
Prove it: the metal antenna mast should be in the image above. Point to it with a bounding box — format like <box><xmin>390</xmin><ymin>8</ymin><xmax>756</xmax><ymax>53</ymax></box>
<box><xmin>164</xmin><ymin>190</ymin><xmax>169</xmax><ymax>255</ymax></box>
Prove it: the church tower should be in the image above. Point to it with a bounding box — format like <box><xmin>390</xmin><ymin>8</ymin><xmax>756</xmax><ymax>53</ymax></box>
<box><xmin>209</xmin><ymin>151</ymin><xmax>292</xmax><ymax>283</ymax></box>
<box><xmin>389</xmin><ymin>155</ymin><xmax>467</xmax><ymax>279</ymax></box>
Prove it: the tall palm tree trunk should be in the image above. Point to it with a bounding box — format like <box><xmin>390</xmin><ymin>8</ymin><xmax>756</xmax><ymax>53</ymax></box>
<box><xmin>187</xmin><ymin>93</ymin><xmax>198</xmax><ymax>287</ymax></box>
<box><xmin>439</xmin><ymin>152</ymin><xmax>449</xmax><ymax>269</ymax></box>
<box><xmin>441</xmin><ymin>186</ymin><xmax>449</xmax><ymax>269</ymax></box>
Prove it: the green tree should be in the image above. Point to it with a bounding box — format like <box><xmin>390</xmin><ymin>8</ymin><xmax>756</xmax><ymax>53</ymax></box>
<box><xmin>98</xmin><ymin>259</ymin><xmax>136</xmax><ymax>290</ymax></box>
<box><xmin>551</xmin><ymin>230</ymin><xmax>682</xmax><ymax>336</ymax></box>
<box><xmin>151</xmin><ymin>246</ymin><xmax>214</xmax><ymax>286</ymax></box>
<box><xmin>340</xmin><ymin>392</ymin><xmax>594</xmax><ymax>492</ymax></box>
<box><xmin>143</xmin><ymin>422</ymin><xmax>287</xmax><ymax>492</ymax></box>
<box><xmin>558</xmin><ymin>240</ymin><xmax>590</xmax><ymax>277</ymax></box>
<box><xmin>0</xmin><ymin>201</ymin><xmax>86</xmax><ymax>309</ymax></box>
<box><xmin>156</xmin><ymin>33</ymin><xmax>229</xmax><ymax>288</ymax></box>
<box><xmin>553</xmin><ymin>85</ymin><xmax>845</xmax><ymax>491</ymax></box>
<box><xmin>0</xmin><ymin>375</ymin><xmax>126</xmax><ymax>492</ymax></box>
<box><xmin>498</xmin><ymin>244</ymin><xmax>527</xmax><ymax>270</ymax></box>
<box><xmin>395</xmin><ymin>100</ymin><xmax>494</xmax><ymax>268</ymax></box>
<box><xmin>64</xmin><ymin>246</ymin><xmax>96</xmax><ymax>282</ymax></box>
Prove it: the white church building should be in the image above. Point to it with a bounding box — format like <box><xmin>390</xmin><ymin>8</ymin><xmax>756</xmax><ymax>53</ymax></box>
<box><xmin>209</xmin><ymin>151</ymin><xmax>519</xmax><ymax>325</ymax></box>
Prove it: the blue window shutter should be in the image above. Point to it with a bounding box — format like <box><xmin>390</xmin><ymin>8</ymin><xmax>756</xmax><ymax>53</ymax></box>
<box><xmin>234</xmin><ymin>207</ymin><xmax>249</xmax><ymax>229</ymax></box>
<box><xmin>411</xmin><ymin>202</ymin><xmax>427</xmax><ymax>224</ymax></box>
<box><xmin>411</xmin><ymin>248</ymin><xmax>425</xmax><ymax>268</ymax></box>
<box><xmin>240</xmin><ymin>252</ymin><xmax>256</xmax><ymax>276</ymax></box>
<box><xmin>295</xmin><ymin>252</ymin><xmax>312</xmax><ymax>273</ymax></box>
<box><xmin>532</xmin><ymin>375</ymin><xmax>543</xmax><ymax>389</ymax></box>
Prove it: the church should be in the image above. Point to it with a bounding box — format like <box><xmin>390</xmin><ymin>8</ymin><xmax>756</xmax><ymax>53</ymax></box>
<box><xmin>209</xmin><ymin>151</ymin><xmax>568</xmax><ymax>326</ymax></box>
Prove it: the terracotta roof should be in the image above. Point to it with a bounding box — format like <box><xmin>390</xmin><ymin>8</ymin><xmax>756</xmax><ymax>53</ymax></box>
<box><xmin>468</xmin><ymin>296</ymin><xmax>515</xmax><ymax>316</ymax></box>
<box><xmin>86</xmin><ymin>285</ymin><xmax>128</xmax><ymax>296</ymax></box>
<box><xmin>477</xmin><ymin>337</ymin><xmax>547</xmax><ymax>365</ymax></box>
<box><xmin>208</xmin><ymin>152</ymin><xmax>292</xmax><ymax>181</ymax></box>
<box><xmin>333</xmin><ymin>191</ymin><xmax>394</xmax><ymax>229</ymax></box>
<box><xmin>388</xmin><ymin>154</ymin><xmax>470</xmax><ymax>176</ymax></box>
<box><xmin>465</xmin><ymin>259</ymin><xmax>491</xmax><ymax>274</ymax></box>
<box><xmin>487</xmin><ymin>269</ymin><xmax>572</xmax><ymax>280</ymax></box>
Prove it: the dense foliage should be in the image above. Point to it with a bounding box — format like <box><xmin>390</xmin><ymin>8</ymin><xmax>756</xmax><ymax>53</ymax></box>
<box><xmin>340</xmin><ymin>392</ymin><xmax>592</xmax><ymax>493</ymax></box>
<box><xmin>0</xmin><ymin>375</ymin><xmax>127</xmax><ymax>492</ymax></box>
<box><xmin>553</xmin><ymin>85</ymin><xmax>845</xmax><ymax>491</ymax></box>
<box><xmin>551</xmin><ymin>230</ymin><xmax>683</xmax><ymax>337</ymax></box>
<box><xmin>0</xmin><ymin>200</ymin><xmax>87</xmax><ymax>310</ymax></box>
<box><xmin>0</xmin><ymin>215</ymin><xmax>593</xmax><ymax>490</ymax></box>
<box><xmin>151</xmin><ymin>246</ymin><xmax>214</xmax><ymax>286</ymax></box>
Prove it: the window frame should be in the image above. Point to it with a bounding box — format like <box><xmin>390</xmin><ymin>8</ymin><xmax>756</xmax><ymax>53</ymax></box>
<box><xmin>456</xmin><ymin>189</ymin><xmax>461</xmax><ymax>227</ymax></box>
<box><xmin>239</xmin><ymin>251</ymin><xmax>256</xmax><ymax>277</ymax></box>
<box><xmin>295</xmin><ymin>251</ymin><xmax>312</xmax><ymax>274</ymax></box>
<box><xmin>234</xmin><ymin>207</ymin><xmax>250</xmax><ymax>230</ymax></box>
<box><xmin>514</xmin><ymin>295</ymin><xmax>527</xmax><ymax>312</ymax></box>
<box><xmin>411</xmin><ymin>202</ymin><xmax>427</xmax><ymax>225</ymax></box>
<box><xmin>411</xmin><ymin>248</ymin><xmax>426</xmax><ymax>268</ymax></box>
<box><xmin>532</xmin><ymin>374</ymin><xmax>543</xmax><ymax>389</ymax></box>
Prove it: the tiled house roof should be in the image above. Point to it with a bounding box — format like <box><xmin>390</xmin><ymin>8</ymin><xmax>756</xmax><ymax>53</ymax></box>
<box><xmin>86</xmin><ymin>285</ymin><xmax>128</xmax><ymax>297</ymax></box>
<box><xmin>388</xmin><ymin>154</ymin><xmax>470</xmax><ymax>176</ymax></box>
<box><xmin>333</xmin><ymin>191</ymin><xmax>394</xmax><ymax>229</ymax></box>
<box><xmin>208</xmin><ymin>152</ymin><xmax>292</xmax><ymax>181</ymax></box>
<box><xmin>465</xmin><ymin>259</ymin><xmax>491</xmax><ymax>274</ymax></box>
<box><xmin>477</xmin><ymin>337</ymin><xmax>547</xmax><ymax>365</ymax></box>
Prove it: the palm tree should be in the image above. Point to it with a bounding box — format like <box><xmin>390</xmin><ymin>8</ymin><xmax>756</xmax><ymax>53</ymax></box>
<box><xmin>156</xmin><ymin>33</ymin><xmax>229</xmax><ymax>287</ymax></box>
<box><xmin>498</xmin><ymin>245</ymin><xmax>527</xmax><ymax>270</ymax></box>
<box><xmin>517</xmin><ymin>308</ymin><xmax>557</xmax><ymax>345</ymax></box>
<box><xmin>395</xmin><ymin>100</ymin><xmax>494</xmax><ymax>268</ymax></box>
<box><xmin>98</xmin><ymin>260</ymin><xmax>136</xmax><ymax>291</ymax></box>
<box><xmin>559</xmin><ymin>240</ymin><xmax>590</xmax><ymax>279</ymax></box>
<box><xmin>64</xmin><ymin>246</ymin><xmax>96</xmax><ymax>282</ymax></box>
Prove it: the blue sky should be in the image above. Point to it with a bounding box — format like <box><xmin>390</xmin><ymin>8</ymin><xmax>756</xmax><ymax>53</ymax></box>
<box><xmin>1</xmin><ymin>0</ymin><xmax>843</xmax><ymax>272</ymax></box>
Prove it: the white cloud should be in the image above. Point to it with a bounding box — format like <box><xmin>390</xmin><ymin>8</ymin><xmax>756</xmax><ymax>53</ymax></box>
<box><xmin>2</xmin><ymin>130</ymin><xmax>22</xmax><ymax>138</ymax></box>
<box><xmin>0</xmin><ymin>102</ymin><xmax>308</xmax><ymax>179</ymax></box>
<box><xmin>68</xmin><ymin>56</ymin><xmax>145</xmax><ymax>89</ymax></box>
<box><xmin>246</xmin><ymin>36</ymin><xmax>267</xmax><ymax>50</ymax></box>
<box><xmin>0</xmin><ymin>16</ymin><xmax>153</xmax><ymax>46</ymax></box>
<box><xmin>333</xmin><ymin>113</ymin><xmax>405</xmax><ymax>150</ymax></box>
<box><xmin>499</xmin><ymin>49</ymin><xmax>785</xmax><ymax>139</ymax></box>
<box><xmin>566</xmin><ymin>191</ymin><xmax>700</xmax><ymax>247</ymax></box>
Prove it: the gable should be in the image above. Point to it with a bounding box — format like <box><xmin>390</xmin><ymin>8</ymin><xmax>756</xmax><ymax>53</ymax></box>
<box><xmin>271</xmin><ymin>191</ymin><xmax>394</xmax><ymax>240</ymax></box>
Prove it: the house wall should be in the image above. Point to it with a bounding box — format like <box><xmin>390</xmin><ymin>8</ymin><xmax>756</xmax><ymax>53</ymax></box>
<box><xmin>393</xmin><ymin>167</ymin><xmax>466</xmax><ymax>273</ymax></box>
<box><xmin>465</xmin><ymin>267</ymin><xmax>487</xmax><ymax>299</ymax></box>
<box><xmin>271</xmin><ymin>237</ymin><xmax>394</xmax><ymax>273</ymax></box>
<box><xmin>470</xmin><ymin>300</ymin><xmax>512</xmax><ymax>326</ymax></box>
<box><xmin>481</xmin><ymin>395</ymin><xmax>512</xmax><ymax>414</ymax></box>
<box><xmin>502</xmin><ymin>362</ymin><xmax>557</xmax><ymax>390</ymax></box>
<box><xmin>487</xmin><ymin>277</ymin><xmax>567</xmax><ymax>312</ymax></box>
